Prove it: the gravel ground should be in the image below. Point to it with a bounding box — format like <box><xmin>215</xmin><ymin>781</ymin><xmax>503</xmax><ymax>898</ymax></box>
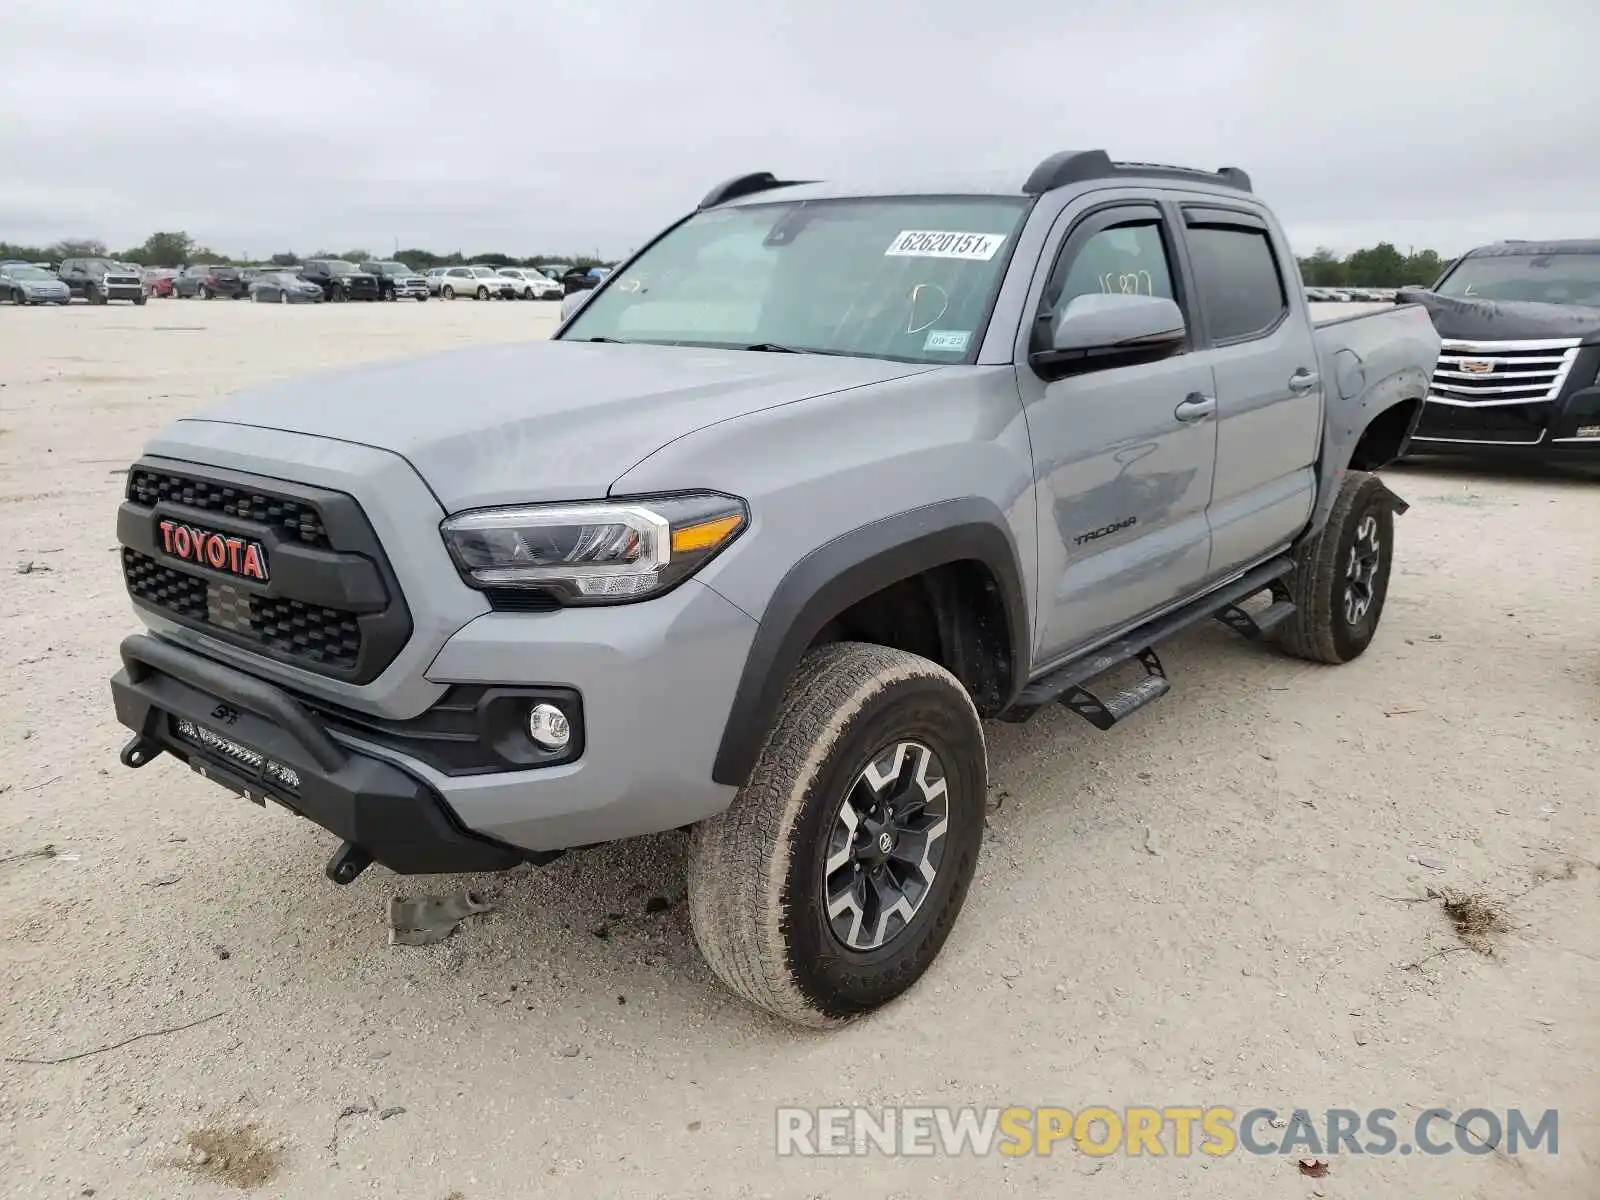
<box><xmin>1</xmin><ymin>298</ymin><xmax>1597</xmax><ymax>1199</ymax></box>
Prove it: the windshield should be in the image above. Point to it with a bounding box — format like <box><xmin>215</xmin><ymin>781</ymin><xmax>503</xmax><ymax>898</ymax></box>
<box><xmin>559</xmin><ymin>196</ymin><xmax>1030</xmax><ymax>363</ymax></box>
<box><xmin>323</xmin><ymin>261</ymin><xmax>356</xmax><ymax>274</ymax></box>
<box><xmin>372</xmin><ymin>262</ymin><xmax>407</xmax><ymax>274</ymax></box>
<box><xmin>1434</xmin><ymin>251</ymin><xmax>1600</xmax><ymax>307</ymax></box>
<box><xmin>6</xmin><ymin>266</ymin><xmax>53</xmax><ymax>280</ymax></box>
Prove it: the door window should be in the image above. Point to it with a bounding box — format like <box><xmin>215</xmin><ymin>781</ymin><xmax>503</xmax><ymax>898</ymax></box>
<box><xmin>1045</xmin><ymin>222</ymin><xmax>1176</xmax><ymax>323</ymax></box>
<box><xmin>1184</xmin><ymin>224</ymin><xmax>1287</xmax><ymax>342</ymax></box>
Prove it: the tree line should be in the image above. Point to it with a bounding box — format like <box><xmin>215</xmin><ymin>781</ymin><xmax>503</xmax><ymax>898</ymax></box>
<box><xmin>3</xmin><ymin>230</ymin><xmax>1448</xmax><ymax>288</ymax></box>
<box><xmin>1296</xmin><ymin>243</ymin><xmax>1447</xmax><ymax>289</ymax></box>
<box><xmin>0</xmin><ymin>231</ymin><xmax>611</xmax><ymax>272</ymax></box>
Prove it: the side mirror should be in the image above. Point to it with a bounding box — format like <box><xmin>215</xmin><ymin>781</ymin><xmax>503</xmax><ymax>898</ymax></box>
<box><xmin>1031</xmin><ymin>293</ymin><xmax>1186</xmax><ymax>377</ymax></box>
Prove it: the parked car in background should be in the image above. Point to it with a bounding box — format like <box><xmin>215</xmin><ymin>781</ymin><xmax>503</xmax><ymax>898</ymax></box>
<box><xmin>142</xmin><ymin>268</ymin><xmax>177</xmax><ymax>298</ymax></box>
<box><xmin>496</xmin><ymin>267</ymin><xmax>563</xmax><ymax>300</ymax></box>
<box><xmin>424</xmin><ymin>266</ymin><xmax>450</xmax><ymax>295</ymax></box>
<box><xmin>550</xmin><ymin>265</ymin><xmax>600</xmax><ymax>296</ymax></box>
<box><xmin>58</xmin><ymin>257</ymin><xmax>146</xmax><ymax>304</ymax></box>
<box><xmin>1402</xmin><ymin>238</ymin><xmax>1600</xmax><ymax>463</ymax></box>
<box><xmin>172</xmin><ymin>265</ymin><xmax>214</xmax><ymax>299</ymax></box>
<box><xmin>436</xmin><ymin>265</ymin><xmax>512</xmax><ymax>300</ymax></box>
<box><xmin>249</xmin><ymin>271</ymin><xmax>325</xmax><ymax>304</ymax></box>
<box><xmin>360</xmin><ymin>261</ymin><xmax>431</xmax><ymax>301</ymax></box>
<box><xmin>171</xmin><ymin>264</ymin><xmax>247</xmax><ymax>300</ymax></box>
<box><xmin>1</xmin><ymin>262</ymin><xmax>72</xmax><ymax>305</ymax></box>
<box><xmin>300</xmin><ymin>259</ymin><xmax>380</xmax><ymax>302</ymax></box>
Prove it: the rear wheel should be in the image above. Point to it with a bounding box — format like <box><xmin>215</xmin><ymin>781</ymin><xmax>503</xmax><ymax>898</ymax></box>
<box><xmin>687</xmin><ymin>642</ymin><xmax>986</xmax><ymax>1028</ymax></box>
<box><xmin>1277</xmin><ymin>471</ymin><xmax>1396</xmax><ymax>664</ymax></box>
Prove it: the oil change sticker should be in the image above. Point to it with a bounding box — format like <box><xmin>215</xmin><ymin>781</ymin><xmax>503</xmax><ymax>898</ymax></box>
<box><xmin>885</xmin><ymin>231</ymin><xmax>1007</xmax><ymax>260</ymax></box>
<box><xmin>923</xmin><ymin>329</ymin><xmax>971</xmax><ymax>353</ymax></box>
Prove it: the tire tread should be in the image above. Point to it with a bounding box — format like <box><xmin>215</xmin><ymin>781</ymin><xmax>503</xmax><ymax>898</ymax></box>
<box><xmin>687</xmin><ymin>642</ymin><xmax>980</xmax><ymax>1028</ymax></box>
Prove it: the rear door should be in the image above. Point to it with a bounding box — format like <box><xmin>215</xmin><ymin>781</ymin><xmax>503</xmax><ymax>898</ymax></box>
<box><xmin>1175</xmin><ymin>205</ymin><xmax>1321</xmax><ymax>577</ymax></box>
<box><xmin>1016</xmin><ymin>198</ymin><xmax>1220</xmax><ymax>665</ymax></box>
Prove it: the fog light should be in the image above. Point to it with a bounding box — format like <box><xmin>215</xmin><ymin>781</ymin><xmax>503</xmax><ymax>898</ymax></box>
<box><xmin>527</xmin><ymin>703</ymin><xmax>571</xmax><ymax>751</ymax></box>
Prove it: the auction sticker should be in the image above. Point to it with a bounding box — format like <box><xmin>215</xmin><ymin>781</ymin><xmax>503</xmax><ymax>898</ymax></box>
<box><xmin>885</xmin><ymin>231</ymin><xmax>1007</xmax><ymax>260</ymax></box>
<box><xmin>923</xmin><ymin>329</ymin><xmax>971</xmax><ymax>352</ymax></box>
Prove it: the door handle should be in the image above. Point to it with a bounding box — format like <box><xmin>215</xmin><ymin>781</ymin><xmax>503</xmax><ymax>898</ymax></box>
<box><xmin>1288</xmin><ymin>368</ymin><xmax>1320</xmax><ymax>394</ymax></box>
<box><xmin>1174</xmin><ymin>393</ymin><xmax>1216</xmax><ymax>423</ymax></box>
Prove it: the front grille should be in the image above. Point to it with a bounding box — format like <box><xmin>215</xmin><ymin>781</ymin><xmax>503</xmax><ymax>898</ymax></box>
<box><xmin>123</xmin><ymin>550</ymin><xmax>363</xmax><ymax>670</ymax></box>
<box><xmin>1428</xmin><ymin>338</ymin><xmax>1582</xmax><ymax>407</ymax></box>
<box><xmin>1415</xmin><ymin>401</ymin><xmax>1551</xmax><ymax>445</ymax></box>
<box><xmin>120</xmin><ymin>459</ymin><xmax>413</xmax><ymax>683</ymax></box>
<box><xmin>127</xmin><ymin>469</ymin><xmax>330</xmax><ymax>548</ymax></box>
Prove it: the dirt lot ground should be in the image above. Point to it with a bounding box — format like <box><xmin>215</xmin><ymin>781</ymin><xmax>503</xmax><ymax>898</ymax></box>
<box><xmin>1</xmin><ymin>299</ymin><xmax>1597</xmax><ymax>1200</ymax></box>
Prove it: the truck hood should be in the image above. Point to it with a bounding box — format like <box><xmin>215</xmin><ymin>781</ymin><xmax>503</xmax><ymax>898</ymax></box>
<box><xmin>1400</xmin><ymin>289</ymin><xmax>1600</xmax><ymax>343</ymax></box>
<box><xmin>183</xmin><ymin>340</ymin><xmax>939</xmax><ymax>510</ymax></box>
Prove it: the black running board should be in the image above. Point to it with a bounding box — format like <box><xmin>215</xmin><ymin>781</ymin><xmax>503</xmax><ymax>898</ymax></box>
<box><xmin>1002</xmin><ymin>555</ymin><xmax>1296</xmax><ymax>726</ymax></box>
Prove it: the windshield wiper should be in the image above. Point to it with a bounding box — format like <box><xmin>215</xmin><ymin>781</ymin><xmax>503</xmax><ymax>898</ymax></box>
<box><xmin>739</xmin><ymin>340</ymin><xmax>806</xmax><ymax>355</ymax></box>
<box><xmin>585</xmin><ymin>336</ymin><xmax>629</xmax><ymax>343</ymax></box>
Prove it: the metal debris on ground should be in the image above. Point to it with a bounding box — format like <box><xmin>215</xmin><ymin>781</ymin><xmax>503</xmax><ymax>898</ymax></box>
<box><xmin>388</xmin><ymin>890</ymin><xmax>494</xmax><ymax>946</ymax></box>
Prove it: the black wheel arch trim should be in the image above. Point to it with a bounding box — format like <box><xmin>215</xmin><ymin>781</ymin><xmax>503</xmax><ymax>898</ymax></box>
<box><xmin>711</xmin><ymin>498</ymin><xmax>1029</xmax><ymax>788</ymax></box>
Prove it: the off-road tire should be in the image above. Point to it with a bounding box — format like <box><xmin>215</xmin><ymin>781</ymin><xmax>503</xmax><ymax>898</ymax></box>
<box><xmin>687</xmin><ymin>642</ymin><xmax>986</xmax><ymax>1028</ymax></box>
<box><xmin>1276</xmin><ymin>470</ymin><xmax>1395</xmax><ymax>664</ymax></box>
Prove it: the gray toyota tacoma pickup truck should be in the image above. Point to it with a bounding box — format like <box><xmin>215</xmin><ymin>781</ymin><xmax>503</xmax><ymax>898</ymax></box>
<box><xmin>110</xmin><ymin>150</ymin><xmax>1440</xmax><ymax>1028</ymax></box>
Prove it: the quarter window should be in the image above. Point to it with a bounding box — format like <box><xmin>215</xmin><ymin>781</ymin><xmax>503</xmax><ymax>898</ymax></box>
<box><xmin>1185</xmin><ymin>224</ymin><xmax>1287</xmax><ymax>342</ymax></box>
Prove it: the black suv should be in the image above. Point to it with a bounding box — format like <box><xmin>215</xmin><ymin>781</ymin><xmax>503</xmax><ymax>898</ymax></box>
<box><xmin>57</xmin><ymin>258</ymin><xmax>146</xmax><ymax>305</ymax></box>
<box><xmin>1403</xmin><ymin>239</ymin><xmax>1600</xmax><ymax>463</ymax></box>
<box><xmin>300</xmin><ymin>260</ymin><xmax>380</xmax><ymax>302</ymax></box>
<box><xmin>174</xmin><ymin>264</ymin><xmax>249</xmax><ymax>300</ymax></box>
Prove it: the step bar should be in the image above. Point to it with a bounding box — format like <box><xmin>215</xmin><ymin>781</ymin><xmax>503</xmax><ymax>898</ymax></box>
<box><xmin>1003</xmin><ymin>555</ymin><xmax>1296</xmax><ymax>728</ymax></box>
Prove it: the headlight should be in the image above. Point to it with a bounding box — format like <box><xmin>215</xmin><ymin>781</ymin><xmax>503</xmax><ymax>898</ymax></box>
<box><xmin>439</xmin><ymin>492</ymin><xmax>747</xmax><ymax>604</ymax></box>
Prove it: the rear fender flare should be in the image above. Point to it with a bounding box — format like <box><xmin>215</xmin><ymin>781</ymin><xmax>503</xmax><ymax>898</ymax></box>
<box><xmin>710</xmin><ymin>498</ymin><xmax>1029</xmax><ymax>788</ymax></box>
<box><xmin>1305</xmin><ymin>359</ymin><xmax>1428</xmax><ymax>540</ymax></box>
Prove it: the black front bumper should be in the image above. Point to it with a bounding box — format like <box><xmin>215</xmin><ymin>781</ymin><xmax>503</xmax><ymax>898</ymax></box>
<box><xmin>1408</xmin><ymin>362</ymin><xmax>1600</xmax><ymax>465</ymax></box>
<box><xmin>110</xmin><ymin>633</ymin><xmax>524</xmax><ymax>878</ymax></box>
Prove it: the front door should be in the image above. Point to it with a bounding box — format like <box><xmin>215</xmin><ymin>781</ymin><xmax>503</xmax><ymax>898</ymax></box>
<box><xmin>1016</xmin><ymin>201</ymin><xmax>1220</xmax><ymax>667</ymax></box>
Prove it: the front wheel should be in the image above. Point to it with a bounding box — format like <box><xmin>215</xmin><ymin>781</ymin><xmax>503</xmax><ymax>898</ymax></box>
<box><xmin>476</xmin><ymin>286</ymin><xmax>489</xmax><ymax>301</ymax></box>
<box><xmin>687</xmin><ymin>642</ymin><xmax>986</xmax><ymax>1028</ymax></box>
<box><xmin>134</xmin><ymin>293</ymin><xmax>147</xmax><ymax>306</ymax></box>
<box><xmin>1276</xmin><ymin>471</ymin><xmax>1397</xmax><ymax>664</ymax></box>
<box><xmin>442</xmin><ymin>285</ymin><xmax>456</xmax><ymax>300</ymax></box>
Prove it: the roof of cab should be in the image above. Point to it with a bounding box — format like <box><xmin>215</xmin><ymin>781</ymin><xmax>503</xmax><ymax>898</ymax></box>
<box><xmin>700</xmin><ymin>151</ymin><xmax>1254</xmax><ymax>210</ymax></box>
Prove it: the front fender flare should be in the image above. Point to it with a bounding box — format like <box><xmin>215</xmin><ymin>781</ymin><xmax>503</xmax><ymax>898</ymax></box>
<box><xmin>710</xmin><ymin>498</ymin><xmax>1029</xmax><ymax>788</ymax></box>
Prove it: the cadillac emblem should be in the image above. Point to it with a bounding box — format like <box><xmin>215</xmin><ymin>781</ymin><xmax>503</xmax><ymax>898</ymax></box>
<box><xmin>1457</xmin><ymin>359</ymin><xmax>1495</xmax><ymax>375</ymax></box>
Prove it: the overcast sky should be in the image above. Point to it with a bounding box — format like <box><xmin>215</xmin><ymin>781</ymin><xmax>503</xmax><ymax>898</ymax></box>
<box><xmin>4</xmin><ymin>0</ymin><xmax>1597</xmax><ymax>260</ymax></box>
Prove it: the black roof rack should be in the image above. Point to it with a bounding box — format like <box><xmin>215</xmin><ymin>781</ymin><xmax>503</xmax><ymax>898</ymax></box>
<box><xmin>698</xmin><ymin>172</ymin><xmax>813</xmax><ymax>210</ymax></box>
<box><xmin>1022</xmin><ymin>150</ymin><xmax>1251</xmax><ymax>195</ymax></box>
